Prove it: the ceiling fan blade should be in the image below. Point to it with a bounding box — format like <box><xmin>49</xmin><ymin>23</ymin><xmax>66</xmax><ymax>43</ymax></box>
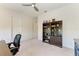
<box><xmin>22</xmin><ymin>3</ymin><xmax>39</xmax><ymax>12</ymax></box>
<box><xmin>22</xmin><ymin>4</ymin><xmax>32</xmax><ymax>6</ymax></box>
<box><xmin>32</xmin><ymin>3</ymin><xmax>36</xmax><ymax>5</ymax></box>
<box><xmin>34</xmin><ymin>6</ymin><xmax>39</xmax><ymax>12</ymax></box>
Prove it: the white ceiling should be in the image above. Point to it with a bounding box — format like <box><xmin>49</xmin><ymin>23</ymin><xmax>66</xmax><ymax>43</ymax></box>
<box><xmin>0</xmin><ymin>3</ymin><xmax>70</xmax><ymax>18</ymax></box>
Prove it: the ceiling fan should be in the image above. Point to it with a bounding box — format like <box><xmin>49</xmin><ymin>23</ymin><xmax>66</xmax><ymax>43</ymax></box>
<box><xmin>22</xmin><ymin>3</ymin><xmax>39</xmax><ymax>12</ymax></box>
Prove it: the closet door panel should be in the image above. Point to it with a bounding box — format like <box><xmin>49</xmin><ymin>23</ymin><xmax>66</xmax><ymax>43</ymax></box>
<box><xmin>12</xmin><ymin>15</ymin><xmax>22</xmax><ymax>41</ymax></box>
<box><xmin>0</xmin><ymin>15</ymin><xmax>11</xmax><ymax>43</ymax></box>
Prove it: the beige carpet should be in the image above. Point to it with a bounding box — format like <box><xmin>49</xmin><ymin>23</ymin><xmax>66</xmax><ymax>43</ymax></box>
<box><xmin>16</xmin><ymin>39</ymin><xmax>74</xmax><ymax>56</ymax></box>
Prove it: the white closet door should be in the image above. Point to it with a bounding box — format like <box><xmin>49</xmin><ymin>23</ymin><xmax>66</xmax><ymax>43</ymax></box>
<box><xmin>12</xmin><ymin>14</ymin><xmax>22</xmax><ymax>41</ymax></box>
<box><xmin>0</xmin><ymin>15</ymin><xmax>11</xmax><ymax>43</ymax></box>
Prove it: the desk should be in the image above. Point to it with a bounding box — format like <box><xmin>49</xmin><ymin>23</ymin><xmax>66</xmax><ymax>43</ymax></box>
<box><xmin>0</xmin><ymin>40</ymin><xmax>12</xmax><ymax>56</ymax></box>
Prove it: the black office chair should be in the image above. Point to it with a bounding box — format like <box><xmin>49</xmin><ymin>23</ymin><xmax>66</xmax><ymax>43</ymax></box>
<box><xmin>8</xmin><ymin>34</ymin><xmax>21</xmax><ymax>55</ymax></box>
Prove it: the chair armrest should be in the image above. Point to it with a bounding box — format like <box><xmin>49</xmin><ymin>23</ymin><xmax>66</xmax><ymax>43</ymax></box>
<box><xmin>7</xmin><ymin>42</ymin><xmax>13</xmax><ymax>48</ymax></box>
<box><xmin>11</xmin><ymin>47</ymin><xmax>18</xmax><ymax>50</ymax></box>
<box><xmin>7</xmin><ymin>42</ymin><xmax>13</xmax><ymax>45</ymax></box>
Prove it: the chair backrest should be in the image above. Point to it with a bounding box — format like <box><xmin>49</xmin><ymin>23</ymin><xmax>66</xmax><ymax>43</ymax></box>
<box><xmin>13</xmin><ymin>34</ymin><xmax>21</xmax><ymax>48</ymax></box>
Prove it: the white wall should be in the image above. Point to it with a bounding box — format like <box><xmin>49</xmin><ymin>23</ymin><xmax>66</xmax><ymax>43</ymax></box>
<box><xmin>0</xmin><ymin>6</ymin><xmax>34</xmax><ymax>43</ymax></box>
<box><xmin>38</xmin><ymin>4</ymin><xmax>79</xmax><ymax>49</ymax></box>
<box><xmin>32</xmin><ymin>19</ymin><xmax>38</xmax><ymax>39</ymax></box>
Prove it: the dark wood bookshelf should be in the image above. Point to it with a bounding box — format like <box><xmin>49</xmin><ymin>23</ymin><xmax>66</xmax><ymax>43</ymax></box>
<box><xmin>43</xmin><ymin>20</ymin><xmax>62</xmax><ymax>47</ymax></box>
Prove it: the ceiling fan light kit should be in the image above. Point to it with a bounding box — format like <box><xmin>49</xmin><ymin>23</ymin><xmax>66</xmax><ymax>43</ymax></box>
<box><xmin>32</xmin><ymin>5</ymin><xmax>34</xmax><ymax>7</ymax></box>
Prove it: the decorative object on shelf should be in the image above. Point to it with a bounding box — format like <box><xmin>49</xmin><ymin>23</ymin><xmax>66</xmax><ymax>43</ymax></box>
<box><xmin>46</xmin><ymin>20</ymin><xmax>48</xmax><ymax>23</ymax></box>
<box><xmin>52</xmin><ymin>19</ymin><xmax>55</xmax><ymax>22</ymax></box>
<box><xmin>49</xmin><ymin>20</ymin><xmax>51</xmax><ymax>23</ymax></box>
<box><xmin>57</xmin><ymin>24</ymin><xmax>59</xmax><ymax>27</ymax></box>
